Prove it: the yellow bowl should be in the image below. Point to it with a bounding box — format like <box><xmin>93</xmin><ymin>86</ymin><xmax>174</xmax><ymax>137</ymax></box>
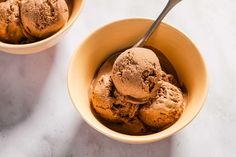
<box><xmin>68</xmin><ymin>18</ymin><xmax>208</xmax><ymax>144</ymax></box>
<box><xmin>0</xmin><ymin>0</ymin><xmax>84</xmax><ymax>54</ymax></box>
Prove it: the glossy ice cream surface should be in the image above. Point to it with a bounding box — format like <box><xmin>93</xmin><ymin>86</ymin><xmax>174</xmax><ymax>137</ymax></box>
<box><xmin>90</xmin><ymin>47</ymin><xmax>186</xmax><ymax>135</ymax></box>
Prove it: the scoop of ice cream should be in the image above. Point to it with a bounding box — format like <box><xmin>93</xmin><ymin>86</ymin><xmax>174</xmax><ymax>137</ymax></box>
<box><xmin>91</xmin><ymin>53</ymin><xmax>123</xmax><ymax>122</ymax></box>
<box><xmin>20</xmin><ymin>0</ymin><xmax>69</xmax><ymax>39</ymax></box>
<box><xmin>112</xmin><ymin>47</ymin><xmax>162</xmax><ymax>100</ymax></box>
<box><xmin>0</xmin><ymin>0</ymin><xmax>25</xmax><ymax>43</ymax></box>
<box><xmin>139</xmin><ymin>81</ymin><xmax>185</xmax><ymax>129</ymax></box>
<box><xmin>91</xmin><ymin>53</ymin><xmax>141</xmax><ymax>123</ymax></box>
<box><xmin>92</xmin><ymin>74</ymin><xmax>141</xmax><ymax>123</ymax></box>
<box><xmin>91</xmin><ymin>74</ymin><xmax>121</xmax><ymax>122</ymax></box>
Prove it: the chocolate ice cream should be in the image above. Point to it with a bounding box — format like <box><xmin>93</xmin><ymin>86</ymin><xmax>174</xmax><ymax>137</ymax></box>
<box><xmin>90</xmin><ymin>47</ymin><xmax>186</xmax><ymax>135</ymax></box>
<box><xmin>0</xmin><ymin>0</ymin><xmax>70</xmax><ymax>44</ymax></box>
<box><xmin>20</xmin><ymin>0</ymin><xmax>69</xmax><ymax>39</ymax></box>
<box><xmin>112</xmin><ymin>47</ymin><xmax>161</xmax><ymax>100</ymax></box>
<box><xmin>91</xmin><ymin>53</ymin><xmax>146</xmax><ymax>134</ymax></box>
<box><xmin>139</xmin><ymin>81</ymin><xmax>185</xmax><ymax>129</ymax></box>
<box><xmin>0</xmin><ymin>0</ymin><xmax>25</xmax><ymax>43</ymax></box>
<box><xmin>92</xmin><ymin>74</ymin><xmax>121</xmax><ymax>123</ymax></box>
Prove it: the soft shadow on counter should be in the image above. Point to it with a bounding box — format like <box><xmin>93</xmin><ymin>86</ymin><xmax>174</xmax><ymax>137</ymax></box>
<box><xmin>66</xmin><ymin>121</ymin><xmax>173</xmax><ymax>157</ymax></box>
<box><xmin>0</xmin><ymin>47</ymin><xmax>57</xmax><ymax>131</ymax></box>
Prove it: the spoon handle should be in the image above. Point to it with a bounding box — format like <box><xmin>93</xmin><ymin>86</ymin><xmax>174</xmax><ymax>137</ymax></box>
<box><xmin>133</xmin><ymin>0</ymin><xmax>182</xmax><ymax>48</ymax></box>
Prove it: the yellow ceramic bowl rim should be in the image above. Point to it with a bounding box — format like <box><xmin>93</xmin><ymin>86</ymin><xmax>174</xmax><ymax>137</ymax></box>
<box><xmin>68</xmin><ymin>17</ymin><xmax>208</xmax><ymax>143</ymax></box>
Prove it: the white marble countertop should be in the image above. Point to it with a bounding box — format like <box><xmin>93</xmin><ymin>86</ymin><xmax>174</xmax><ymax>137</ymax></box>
<box><xmin>0</xmin><ymin>0</ymin><xmax>236</xmax><ymax>156</ymax></box>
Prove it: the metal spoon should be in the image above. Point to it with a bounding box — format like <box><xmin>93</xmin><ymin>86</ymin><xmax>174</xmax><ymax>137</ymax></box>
<box><xmin>133</xmin><ymin>0</ymin><xmax>182</xmax><ymax>47</ymax></box>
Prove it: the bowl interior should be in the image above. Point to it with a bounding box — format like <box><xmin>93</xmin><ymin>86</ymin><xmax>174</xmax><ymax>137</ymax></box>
<box><xmin>68</xmin><ymin>18</ymin><xmax>208</xmax><ymax>144</ymax></box>
<box><xmin>0</xmin><ymin>0</ymin><xmax>84</xmax><ymax>54</ymax></box>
